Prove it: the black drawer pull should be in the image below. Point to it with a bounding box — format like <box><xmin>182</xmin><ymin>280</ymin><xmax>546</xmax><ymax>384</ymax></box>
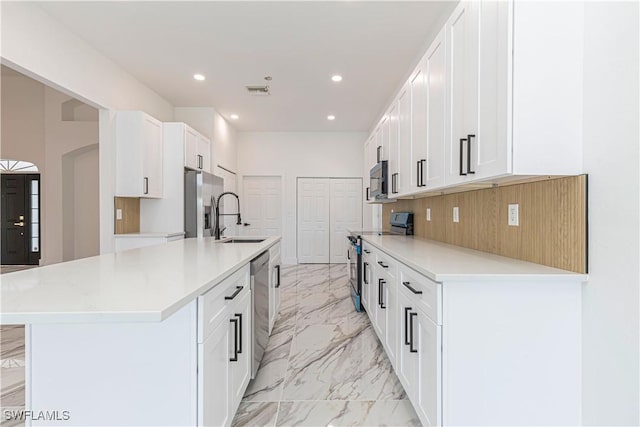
<box><xmin>224</xmin><ymin>286</ymin><xmax>243</xmax><ymax>300</ymax></box>
<box><xmin>459</xmin><ymin>138</ymin><xmax>467</xmax><ymax>176</ymax></box>
<box><xmin>402</xmin><ymin>281</ymin><xmax>423</xmax><ymax>295</ymax></box>
<box><xmin>404</xmin><ymin>307</ymin><xmax>412</xmax><ymax>346</ymax></box>
<box><xmin>363</xmin><ymin>262</ymin><xmax>369</xmax><ymax>284</ymax></box>
<box><xmin>235</xmin><ymin>313</ymin><xmax>243</xmax><ymax>354</ymax></box>
<box><xmin>467</xmin><ymin>134</ymin><xmax>476</xmax><ymax>174</ymax></box>
<box><xmin>275</xmin><ymin>265</ymin><xmax>281</xmax><ymax>288</ymax></box>
<box><xmin>409</xmin><ymin>312</ymin><xmax>418</xmax><ymax>353</ymax></box>
<box><xmin>229</xmin><ymin>318</ymin><xmax>239</xmax><ymax>362</ymax></box>
<box><xmin>364</xmin><ymin>249</ymin><xmax>371</xmax><ymax>254</ymax></box>
<box><xmin>377</xmin><ymin>261</ymin><xmax>388</xmax><ymax>268</ymax></box>
<box><xmin>378</xmin><ymin>279</ymin><xmax>386</xmax><ymax>309</ymax></box>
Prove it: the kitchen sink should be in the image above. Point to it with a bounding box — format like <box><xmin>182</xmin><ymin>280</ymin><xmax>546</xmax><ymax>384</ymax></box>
<box><xmin>220</xmin><ymin>238</ymin><xmax>266</xmax><ymax>244</ymax></box>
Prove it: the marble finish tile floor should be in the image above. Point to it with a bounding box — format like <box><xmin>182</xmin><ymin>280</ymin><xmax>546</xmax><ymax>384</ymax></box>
<box><xmin>0</xmin><ymin>265</ymin><xmax>34</xmax><ymax>427</ymax></box>
<box><xmin>232</xmin><ymin>264</ymin><xmax>419</xmax><ymax>427</ymax></box>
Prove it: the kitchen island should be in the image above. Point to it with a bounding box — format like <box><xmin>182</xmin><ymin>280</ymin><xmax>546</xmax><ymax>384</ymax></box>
<box><xmin>0</xmin><ymin>236</ymin><xmax>280</xmax><ymax>426</ymax></box>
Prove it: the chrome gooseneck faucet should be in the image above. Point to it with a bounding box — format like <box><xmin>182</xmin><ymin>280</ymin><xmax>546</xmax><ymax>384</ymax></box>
<box><xmin>212</xmin><ymin>192</ymin><xmax>242</xmax><ymax>240</ymax></box>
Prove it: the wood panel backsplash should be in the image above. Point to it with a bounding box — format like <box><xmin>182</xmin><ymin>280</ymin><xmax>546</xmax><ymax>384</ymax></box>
<box><xmin>382</xmin><ymin>175</ymin><xmax>588</xmax><ymax>273</ymax></box>
<box><xmin>114</xmin><ymin>197</ymin><xmax>140</xmax><ymax>234</ymax></box>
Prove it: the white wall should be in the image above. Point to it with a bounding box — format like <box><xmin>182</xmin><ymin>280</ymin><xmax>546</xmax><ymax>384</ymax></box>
<box><xmin>581</xmin><ymin>2</ymin><xmax>640</xmax><ymax>425</ymax></box>
<box><xmin>1</xmin><ymin>73</ymin><xmax>99</xmax><ymax>265</ymax></box>
<box><xmin>0</xmin><ymin>2</ymin><xmax>173</xmax><ymax>121</ymax></box>
<box><xmin>237</xmin><ymin>131</ymin><xmax>366</xmax><ymax>264</ymax></box>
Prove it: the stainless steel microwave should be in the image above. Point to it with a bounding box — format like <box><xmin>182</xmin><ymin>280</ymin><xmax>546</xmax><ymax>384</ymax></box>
<box><xmin>370</xmin><ymin>160</ymin><xmax>388</xmax><ymax>199</ymax></box>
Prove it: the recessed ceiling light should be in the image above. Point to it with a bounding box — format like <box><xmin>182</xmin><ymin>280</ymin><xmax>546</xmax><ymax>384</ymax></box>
<box><xmin>327</xmin><ymin>115</ymin><xmax>336</xmax><ymax>121</ymax></box>
<box><xmin>193</xmin><ymin>74</ymin><xmax>205</xmax><ymax>81</ymax></box>
<box><xmin>331</xmin><ymin>75</ymin><xmax>343</xmax><ymax>82</ymax></box>
<box><xmin>230</xmin><ymin>114</ymin><xmax>239</xmax><ymax>120</ymax></box>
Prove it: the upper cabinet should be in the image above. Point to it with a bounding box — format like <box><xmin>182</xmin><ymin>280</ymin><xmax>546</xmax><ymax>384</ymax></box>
<box><xmin>182</xmin><ymin>125</ymin><xmax>211</xmax><ymax>173</ymax></box>
<box><xmin>365</xmin><ymin>0</ymin><xmax>584</xmax><ymax>199</ymax></box>
<box><xmin>116</xmin><ymin>111</ymin><xmax>164</xmax><ymax>198</ymax></box>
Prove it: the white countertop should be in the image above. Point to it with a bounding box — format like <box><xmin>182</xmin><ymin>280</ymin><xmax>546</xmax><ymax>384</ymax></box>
<box><xmin>360</xmin><ymin>234</ymin><xmax>587</xmax><ymax>283</ymax></box>
<box><xmin>0</xmin><ymin>236</ymin><xmax>280</xmax><ymax>324</ymax></box>
<box><xmin>114</xmin><ymin>232</ymin><xmax>185</xmax><ymax>238</ymax></box>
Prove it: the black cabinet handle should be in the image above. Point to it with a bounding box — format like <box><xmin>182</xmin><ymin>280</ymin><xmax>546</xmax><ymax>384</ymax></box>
<box><xmin>459</xmin><ymin>138</ymin><xmax>467</xmax><ymax>176</ymax></box>
<box><xmin>143</xmin><ymin>177</ymin><xmax>149</xmax><ymax>194</ymax></box>
<box><xmin>404</xmin><ymin>307</ymin><xmax>412</xmax><ymax>346</ymax></box>
<box><xmin>377</xmin><ymin>146</ymin><xmax>382</xmax><ymax>163</ymax></box>
<box><xmin>275</xmin><ymin>265</ymin><xmax>281</xmax><ymax>288</ymax></box>
<box><xmin>363</xmin><ymin>262</ymin><xmax>369</xmax><ymax>284</ymax></box>
<box><xmin>402</xmin><ymin>281</ymin><xmax>423</xmax><ymax>295</ymax></box>
<box><xmin>419</xmin><ymin>159</ymin><xmax>427</xmax><ymax>187</ymax></box>
<box><xmin>224</xmin><ymin>286</ymin><xmax>243</xmax><ymax>300</ymax></box>
<box><xmin>467</xmin><ymin>134</ymin><xmax>476</xmax><ymax>174</ymax></box>
<box><xmin>377</xmin><ymin>261</ymin><xmax>388</xmax><ymax>268</ymax></box>
<box><xmin>235</xmin><ymin>313</ymin><xmax>243</xmax><ymax>354</ymax></box>
<box><xmin>364</xmin><ymin>249</ymin><xmax>370</xmax><ymax>254</ymax></box>
<box><xmin>347</xmin><ymin>250</ymin><xmax>351</xmax><ymax>260</ymax></box>
<box><xmin>392</xmin><ymin>173</ymin><xmax>399</xmax><ymax>194</ymax></box>
<box><xmin>229</xmin><ymin>318</ymin><xmax>239</xmax><ymax>362</ymax></box>
<box><xmin>378</xmin><ymin>278</ymin><xmax>386</xmax><ymax>309</ymax></box>
<box><xmin>416</xmin><ymin>160</ymin><xmax>421</xmax><ymax>187</ymax></box>
<box><xmin>409</xmin><ymin>312</ymin><xmax>418</xmax><ymax>353</ymax></box>
<box><xmin>366</xmin><ymin>187</ymin><xmax>370</xmax><ymax>201</ymax></box>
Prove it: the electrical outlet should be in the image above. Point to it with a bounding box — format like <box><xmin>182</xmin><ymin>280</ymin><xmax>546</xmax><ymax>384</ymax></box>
<box><xmin>508</xmin><ymin>204</ymin><xmax>519</xmax><ymax>226</ymax></box>
<box><xmin>453</xmin><ymin>206</ymin><xmax>459</xmax><ymax>223</ymax></box>
<box><xmin>426</xmin><ymin>208</ymin><xmax>431</xmax><ymax>222</ymax></box>
<box><xmin>116</xmin><ymin>208</ymin><xmax>123</xmax><ymax>220</ymax></box>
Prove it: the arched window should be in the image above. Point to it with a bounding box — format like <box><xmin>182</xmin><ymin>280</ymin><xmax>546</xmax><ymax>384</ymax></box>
<box><xmin>0</xmin><ymin>160</ymin><xmax>39</xmax><ymax>173</ymax></box>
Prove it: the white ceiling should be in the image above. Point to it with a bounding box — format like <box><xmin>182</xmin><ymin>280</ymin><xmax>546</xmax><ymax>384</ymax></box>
<box><xmin>36</xmin><ymin>1</ymin><xmax>455</xmax><ymax>132</ymax></box>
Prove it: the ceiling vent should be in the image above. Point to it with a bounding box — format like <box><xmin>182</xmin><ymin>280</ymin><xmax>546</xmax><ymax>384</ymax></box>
<box><xmin>245</xmin><ymin>85</ymin><xmax>270</xmax><ymax>96</ymax></box>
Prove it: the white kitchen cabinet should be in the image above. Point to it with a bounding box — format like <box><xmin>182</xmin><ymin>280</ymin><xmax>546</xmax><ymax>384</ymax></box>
<box><xmin>410</xmin><ymin>62</ymin><xmax>428</xmax><ymax>191</ymax></box>
<box><xmin>361</xmin><ymin>243</ymin><xmax>374</xmax><ymax>313</ymax></box>
<box><xmin>229</xmin><ymin>289</ymin><xmax>251</xmax><ymax>409</ymax></box>
<box><xmin>388</xmin><ymin>102</ymin><xmax>400</xmax><ymax>196</ymax></box>
<box><xmin>396</xmin><ymin>85</ymin><xmax>411</xmax><ymax>196</ymax></box>
<box><xmin>424</xmin><ymin>27</ymin><xmax>447</xmax><ymax>189</ymax></box>
<box><xmin>167</xmin><ymin>122</ymin><xmax>212</xmax><ymax>173</ymax></box>
<box><xmin>199</xmin><ymin>319</ymin><xmax>231</xmax><ymax>427</ymax></box>
<box><xmin>115</xmin><ymin>111</ymin><xmax>164</xmax><ymax>198</ymax></box>
<box><xmin>268</xmin><ymin>242</ymin><xmax>282</xmax><ymax>334</ymax></box>
<box><xmin>198</xmin><ymin>265</ymin><xmax>252</xmax><ymax>427</ymax></box>
<box><xmin>361</xmin><ymin>236</ymin><xmax>582</xmax><ymax>426</ymax></box>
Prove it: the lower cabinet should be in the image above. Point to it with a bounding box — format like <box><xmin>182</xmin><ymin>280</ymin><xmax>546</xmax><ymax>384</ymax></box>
<box><xmin>198</xmin><ymin>265</ymin><xmax>252</xmax><ymax>427</ymax></box>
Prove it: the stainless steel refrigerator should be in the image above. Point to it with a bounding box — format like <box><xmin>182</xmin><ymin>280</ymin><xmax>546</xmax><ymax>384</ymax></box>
<box><xmin>184</xmin><ymin>170</ymin><xmax>224</xmax><ymax>238</ymax></box>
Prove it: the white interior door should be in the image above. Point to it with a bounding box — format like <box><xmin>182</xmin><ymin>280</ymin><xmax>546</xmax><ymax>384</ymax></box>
<box><xmin>297</xmin><ymin>178</ymin><xmax>330</xmax><ymax>263</ymax></box>
<box><xmin>329</xmin><ymin>179</ymin><xmax>363</xmax><ymax>264</ymax></box>
<box><xmin>242</xmin><ymin>176</ymin><xmax>282</xmax><ymax>237</ymax></box>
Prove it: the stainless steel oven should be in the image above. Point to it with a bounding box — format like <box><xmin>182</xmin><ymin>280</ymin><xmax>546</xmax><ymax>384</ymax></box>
<box><xmin>346</xmin><ymin>235</ymin><xmax>362</xmax><ymax>312</ymax></box>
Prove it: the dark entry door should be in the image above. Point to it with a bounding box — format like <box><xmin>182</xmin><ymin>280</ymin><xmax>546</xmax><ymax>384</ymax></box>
<box><xmin>1</xmin><ymin>174</ymin><xmax>40</xmax><ymax>265</ymax></box>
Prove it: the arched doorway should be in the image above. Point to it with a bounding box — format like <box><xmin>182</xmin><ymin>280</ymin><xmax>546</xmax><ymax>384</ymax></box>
<box><xmin>1</xmin><ymin>160</ymin><xmax>41</xmax><ymax>265</ymax></box>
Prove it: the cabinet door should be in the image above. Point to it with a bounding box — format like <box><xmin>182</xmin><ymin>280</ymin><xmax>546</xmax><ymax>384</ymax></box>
<box><xmin>415</xmin><ymin>309</ymin><xmax>442</xmax><ymax>427</ymax></box>
<box><xmin>229</xmin><ymin>290</ymin><xmax>251</xmax><ymax>412</ymax></box>
<box><xmin>141</xmin><ymin>115</ymin><xmax>163</xmax><ymax>198</ymax></box>
<box><xmin>388</xmin><ymin>102</ymin><xmax>399</xmax><ymax>196</ymax></box>
<box><xmin>373</xmin><ymin>268</ymin><xmax>388</xmax><ymax>344</ymax></box>
<box><xmin>269</xmin><ymin>256</ymin><xmax>281</xmax><ymax>334</ymax></box>
<box><xmin>381</xmin><ymin>116</ymin><xmax>389</xmax><ymax>163</ymax></box>
<box><xmin>184</xmin><ymin>127</ymin><xmax>199</xmax><ymax>170</ymax></box>
<box><xmin>197</xmin><ymin>135</ymin><xmax>212</xmax><ymax>173</ymax></box>
<box><xmin>424</xmin><ymin>28</ymin><xmax>447</xmax><ymax>189</ymax></box>
<box><xmin>397</xmin><ymin>85</ymin><xmax>411</xmax><ymax>196</ymax></box>
<box><xmin>445</xmin><ymin>0</ymin><xmax>480</xmax><ymax>186</ymax></box>
<box><xmin>410</xmin><ymin>63</ymin><xmax>428</xmax><ymax>191</ymax></box>
<box><xmin>199</xmin><ymin>320</ymin><xmax>230</xmax><ymax>427</ymax></box>
<box><xmin>397</xmin><ymin>290</ymin><xmax>418</xmax><ymax>400</ymax></box>
<box><xmin>474</xmin><ymin>0</ymin><xmax>510</xmax><ymax>179</ymax></box>
<box><xmin>384</xmin><ymin>277</ymin><xmax>398</xmax><ymax>368</ymax></box>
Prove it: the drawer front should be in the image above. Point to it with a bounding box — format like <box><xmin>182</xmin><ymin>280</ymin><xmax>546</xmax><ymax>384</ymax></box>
<box><xmin>361</xmin><ymin>241</ymin><xmax>374</xmax><ymax>258</ymax></box>
<box><xmin>375</xmin><ymin>250</ymin><xmax>397</xmax><ymax>278</ymax></box>
<box><xmin>198</xmin><ymin>265</ymin><xmax>250</xmax><ymax>342</ymax></box>
<box><xmin>399</xmin><ymin>265</ymin><xmax>441</xmax><ymax>325</ymax></box>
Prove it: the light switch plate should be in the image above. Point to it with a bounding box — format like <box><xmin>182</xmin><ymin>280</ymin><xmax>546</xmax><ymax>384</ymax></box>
<box><xmin>116</xmin><ymin>208</ymin><xmax>123</xmax><ymax>220</ymax></box>
<box><xmin>453</xmin><ymin>206</ymin><xmax>459</xmax><ymax>223</ymax></box>
<box><xmin>508</xmin><ymin>204</ymin><xmax>519</xmax><ymax>226</ymax></box>
<box><xmin>426</xmin><ymin>208</ymin><xmax>431</xmax><ymax>222</ymax></box>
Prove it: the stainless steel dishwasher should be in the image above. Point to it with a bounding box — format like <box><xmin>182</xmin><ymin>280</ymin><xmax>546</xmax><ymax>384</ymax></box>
<box><xmin>250</xmin><ymin>251</ymin><xmax>270</xmax><ymax>378</ymax></box>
